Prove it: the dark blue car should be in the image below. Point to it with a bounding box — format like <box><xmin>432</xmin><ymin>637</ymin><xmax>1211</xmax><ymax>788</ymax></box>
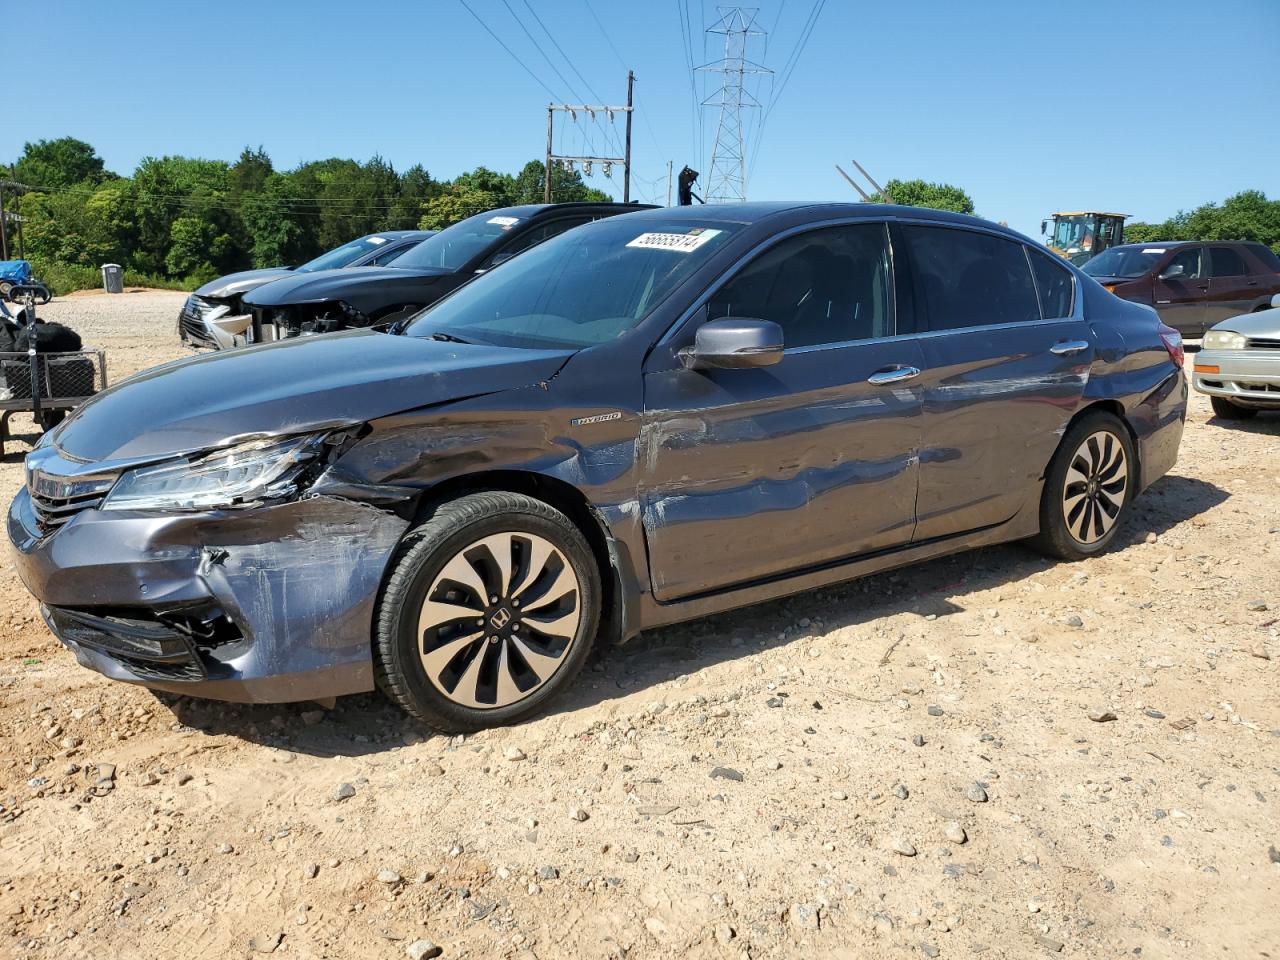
<box><xmin>7</xmin><ymin>203</ymin><xmax>1187</xmax><ymax>730</ymax></box>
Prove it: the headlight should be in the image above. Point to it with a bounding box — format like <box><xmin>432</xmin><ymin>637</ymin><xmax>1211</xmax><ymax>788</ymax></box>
<box><xmin>101</xmin><ymin>434</ymin><xmax>327</xmax><ymax>512</ymax></box>
<box><xmin>1203</xmin><ymin>330</ymin><xmax>1246</xmax><ymax>350</ymax></box>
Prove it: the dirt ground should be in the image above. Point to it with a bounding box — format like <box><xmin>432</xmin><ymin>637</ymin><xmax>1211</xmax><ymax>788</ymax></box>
<box><xmin>1</xmin><ymin>290</ymin><xmax>1277</xmax><ymax>960</ymax></box>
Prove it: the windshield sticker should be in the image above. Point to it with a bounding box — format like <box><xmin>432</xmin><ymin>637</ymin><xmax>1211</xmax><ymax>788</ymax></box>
<box><xmin>487</xmin><ymin>216</ymin><xmax>521</xmax><ymax>228</ymax></box>
<box><xmin>367</xmin><ymin>237</ymin><xmax>387</xmax><ymax>244</ymax></box>
<box><xmin>1142</xmin><ymin>248</ymin><xmax>1166</xmax><ymax>254</ymax></box>
<box><xmin>626</xmin><ymin>228</ymin><xmax>722</xmax><ymax>253</ymax></box>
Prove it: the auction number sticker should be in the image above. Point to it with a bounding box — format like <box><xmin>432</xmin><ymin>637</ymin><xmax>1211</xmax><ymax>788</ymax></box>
<box><xmin>1142</xmin><ymin>248</ymin><xmax>1166</xmax><ymax>254</ymax></box>
<box><xmin>627</xmin><ymin>228</ymin><xmax>722</xmax><ymax>253</ymax></box>
<box><xmin>488</xmin><ymin>216</ymin><xmax>521</xmax><ymax>228</ymax></box>
<box><xmin>367</xmin><ymin>236</ymin><xmax>387</xmax><ymax>244</ymax></box>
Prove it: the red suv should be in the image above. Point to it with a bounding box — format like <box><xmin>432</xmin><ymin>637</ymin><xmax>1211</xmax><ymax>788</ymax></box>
<box><xmin>1082</xmin><ymin>240</ymin><xmax>1280</xmax><ymax>337</ymax></box>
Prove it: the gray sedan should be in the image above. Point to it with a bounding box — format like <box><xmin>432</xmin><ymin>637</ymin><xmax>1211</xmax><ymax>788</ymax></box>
<box><xmin>1193</xmin><ymin>293</ymin><xmax>1280</xmax><ymax>419</ymax></box>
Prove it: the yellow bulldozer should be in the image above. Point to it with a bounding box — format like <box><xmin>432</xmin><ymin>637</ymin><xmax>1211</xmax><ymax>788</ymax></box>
<box><xmin>1041</xmin><ymin>211</ymin><xmax>1128</xmax><ymax>266</ymax></box>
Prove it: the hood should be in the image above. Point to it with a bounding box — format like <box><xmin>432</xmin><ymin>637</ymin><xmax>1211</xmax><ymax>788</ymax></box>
<box><xmin>53</xmin><ymin>330</ymin><xmax>573</xmax><ymax>463</ymax></box>
<box><xmin>243</xmin><ymin>265</ymin><xmax>451</xmax><ymax>307</ymax></box>
<box><xmin>1213</xmin><ymin>306</ymin><xmax>1280</xmax><ymax>335</ymax></box>
<box><xmin>195</xmin><ymin>268</ymin><xmax>294</xmax><ymax>300</ymax></box>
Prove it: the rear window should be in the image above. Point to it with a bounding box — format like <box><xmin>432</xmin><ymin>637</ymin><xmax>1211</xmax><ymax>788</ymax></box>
<box><xmin>1246</xmin><ymin>244</ymin><xmax>1280</xmax><ymax>273</ymax></box>
<box><xmin>1028</xmin><ymin>249</ymin><xmax>1075</xmax><ymax>318</ymax></box>
<box><xmin>1082</xmin><ymin>246</ymin><xmax>1162</xmax><ymax>279</ymax></box>
<box><xmin>903</xmin><ymin>225</ymin><xmax>1040</xmax><ymax>331</ymax></box>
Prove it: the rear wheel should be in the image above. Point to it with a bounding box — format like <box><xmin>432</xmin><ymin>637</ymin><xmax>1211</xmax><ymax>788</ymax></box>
<box><xmin>1210</xmin><ymin>396</ymin><xmax>1258</xmax><ymax>420</ymax></box>
<box><xmin>1030</xmin><ymin>412</ymin><xmax>1135</xmax><ymax>561</ymax></box>
<box><xmin>374</xmin><ymin>492</ymin><xmax>601</xmax><ymax>732</ymax></box>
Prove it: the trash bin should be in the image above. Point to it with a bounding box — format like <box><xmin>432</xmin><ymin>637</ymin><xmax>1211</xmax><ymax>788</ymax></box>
<box><xmin>101</xmin><ymin>264</ymin><xmax>123</xmax><ymax>294</ymax></box>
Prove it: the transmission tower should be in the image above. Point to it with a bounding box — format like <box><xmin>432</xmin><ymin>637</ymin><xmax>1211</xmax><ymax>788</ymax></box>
<box><xmin>699</xmin><ymin>8</ymin><xmax>771</xmax><ymax>203</ymax></box>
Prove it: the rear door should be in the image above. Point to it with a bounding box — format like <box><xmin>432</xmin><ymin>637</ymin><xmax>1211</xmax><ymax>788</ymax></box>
<box><xmin>1151</xmin><ymin>245</ymin><xmax>1211</xmax><ymax>336</ymax></box>
<box><xmin>640</xmin><ymin>221</ymin><xmax>924</xmax><ymax>600</ymax></box>
<box><xmin>1205</xmin><ymin>246</ymin><xmax>1256</xmax><ymax>323</ymax></box>
<box><xmin>900</xmin><ymin>224</ymin><xmax>1091</xmax><ymax>541</ymax></box>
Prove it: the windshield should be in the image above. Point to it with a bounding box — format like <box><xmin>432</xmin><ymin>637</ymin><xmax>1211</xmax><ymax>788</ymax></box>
<box><xmin>392</xmin><ymin>209</ymin><xmax>529</xmax><ymax>272</ymax></box>
<box><xmin>1051</xmin><ymin>215</ymin><xmax>1096</xmax><ymax>254</ymax></box>
<box><xmin>1083</xmin><ymin>247</ymin><xmax>1163</xmax><ymax>278</ymax></box>
<box><xmin>404</xmin><ymin>217</ymin><xmax>740</xmax><ymax>349</ymax></box>
<box><xmin>297</xmin><ymin>235</ymin><xmax>395</xmax><ymax>272</ymax></box>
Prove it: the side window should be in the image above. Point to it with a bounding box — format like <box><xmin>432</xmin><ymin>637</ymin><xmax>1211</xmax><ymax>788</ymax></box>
<box><xmin>486</xmin><ymin>217</ymin><xmax>594</xmax><ymax>268</ymax></box>
<box><xmin>1209</xmin><ymin>246</ymin><xmax>1247</xmax><ymax>278</ymax></box>
<box><xmin>707</xmin><ymin>223</ymin><xmax>894</xmax><ymax>349</ymax></box>
<box><xmin>902</xmin><ymin>225</ymin><xmax>1041</xmax><ymax>330</ymax></box>
<box><xmin>370</xmin><ymin>244</ymin><xmax>411</xmax><ymax>266</ymax></box>
<box><xmin>1028</xmin><ymin>248</ymin><xmax>1075</xmax><ymax>319</ymax></box>
<box><xmin>1163</xmin><ymin>246</ymin><xmax>1204</xmax><ymax>280</ymax></box>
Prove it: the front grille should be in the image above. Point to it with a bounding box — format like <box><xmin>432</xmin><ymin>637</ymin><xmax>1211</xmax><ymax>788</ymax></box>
<box><xmin>179</xmin><ymin>297</ymin><xmax>218</xmax><ymax>347</ymax></box>
<box><xmin>27</xmin><ymin>471</ymin><xmax>116</xmax><ymax>531</ymax></box>
<box><xmin>1246</xmin><ymin>337</ymin><xmax>1280</xmax><ymax>350</ymax></box>
<box><xmin>1235</xmin><ymin>381</ymin><xmax>1280</xmax><ymax>394</ymax></box>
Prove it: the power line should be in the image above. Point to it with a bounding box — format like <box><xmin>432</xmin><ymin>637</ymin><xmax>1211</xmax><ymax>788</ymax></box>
<box><xmin>581</xmin><ymin>0</ymin><xmax>667</xmax><ymax>161</ymax></box>
<box><xmin>747</xmin><ymin>0</ymin><xmax>825</xmax><ymax>187</ymax></box>
<box><xmin>457</xmin><ymin>0</ymin><xmax>560</xmax><ymax>102</ymax></box>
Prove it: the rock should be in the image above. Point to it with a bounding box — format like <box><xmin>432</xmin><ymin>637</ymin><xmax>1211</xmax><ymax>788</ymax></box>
<box><xmin>568</xmin><ymin>806</ymin><xmax>590</xmax><ymax>822</ymax></box>
<box><xmin>300</xmin><ymin>710</ymin><xmax>324</xmax><ymax>725</ymax></box>
<box><xmin>303</xmin><ymin>863</ymin><xmax>319</xmax><ymax>880</ymax></box>
<box><xmin>1063</xmin><ymin>615</ymin><xmax>1084</xmax><ymax>629</ymax></box>
<box><xmin>377</xmin><ymin>869</ymin><xmax>402</xmax><ymax>885</ymax></box>
<box><xmin>715</xmin><ymin>922</ymin><xmax>735</xmax><ymax>944</ymax></box>
<box><xmin>710</xmin><ymin>766</ymin><xmax>744</xmax><ymax>782</ymax></box>
<box><xmin>1245</xmin><ymin>599</ymin><xmax>1268</xmax><ymax>612</ymax></box>
<box><xmin>912</xmin><ymin>734</ymin><xmax>925</xmax><ymax>747</ymax></box>
<box><xmin>789</xmin><ymin>902</ymin><xmax>820</xmax><ymax>930</ymax></box>
<box><xmin>176</xmin><ymin>772</ymin><xmax>193</xmax><ymax>786</ymax></box>
<box><xmin>503</xmin><ymin>746</ymin><xmax>527</xmax><ymax>762</ymax></box>
<box><xmin>424</xmin><ymin>762</ymin><xmax>445</xmax><ymax>777</ymax></box>
<box><xmin>1143</xmin><ymin>707</ymin><xmax>1166</xmax><ymax>719</ymax></box>
<box><xmin>764</xmin><ymin>757</ymin><xmax>783</xmax><ymax>770</ymax></box>
<box><xmin>944</xmin><ymin>822</ymin><xmax>967</xmax><ymax>844</ymax></box>
<box><xmin>894</xmin><ymin>784</ymin><xmax>909</xmax><ymax>800</ymax></box>
<box><xmin>1036</xmin><ymin>935</ymin><xmax>1064</xmax><ymax>952</ymax></box>
<box><xmin>1251</xmin><ymin>645</ymin><xmax>1272</xmax><ymax>661</ymax></box>
<box><xmin>217</xmin><ymin>843</ymin><xmax>234</xmax><ymax>855</ymax></box>
<box><xmin>927</xmin><ymin>705</ymin><xmax>944</xmax><ymax>717</ymax></box>
<box><xmin>537</xmin><ymin>865</ymin><xmax>559</xmax><ymax>880</ymax></box>
<box><xmin>965</xmin><ymin>783</ymin><xmax>988</xmax><ymax>803</ymax></box>
<box><xmin>334</xmin><ymin>782</ymin><xmax>356</xmax><ymax>801</ymax></box>
<box><xmin>1268</xmin><ymin>846</ymin><xmax>1280</xmax><ymax>864</ymax></box>
<box><xmin>891</xmin><ymin>837</ymin><xmax>917</xmax><ymax>857</ymax></box>
<box><xmin>1087</xmin><ymin>709</ymin><xmax>1117</xmax><ymax>723</ymax></box>
<box><xmin>406</xmin><ymin>941</ymin><xmax>443</xmax><ymax>960</ymax></box>
<box><xmin>922</xmin><ymin>944</ymin><xmax>940</xmax><ymax>958</ymax></box>
<box><xmin>831</xmin><ymin>790</ymin><xmax>848</xmax><ymax>801</ymax></box>
<box><xmin>249</xmin><ymin>932</ymin><xmax>283</xmax><ymax>954</ymax></box>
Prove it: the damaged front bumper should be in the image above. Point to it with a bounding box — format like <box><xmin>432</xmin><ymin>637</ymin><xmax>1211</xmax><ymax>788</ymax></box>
<box><xmin>178</xmin><ymin>295</ymin><xmax>254</xmax><ymax>351</ymax></box>
<box><xmin>7</xmin><ymin>480</ymin><xmax>409</xmax><ymax>703</ymax></box>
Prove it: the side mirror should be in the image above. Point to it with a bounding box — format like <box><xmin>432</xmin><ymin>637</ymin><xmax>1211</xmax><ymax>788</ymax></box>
<box><xmin>1158</xmin><ymin>263</ymin><xmax>1185</xmax><ymax>281</ymax></box>
<box><xmin>1040</xmin><ymin>220</ymin><xmax>1047</xmax><ymax>235</ymax></box>
<box><xmin>682</xmin><ymin>317</ymin><xmax>784</xmax><ymax>370</ymax></box>
<box><xmin>1272</xmin><ymin>292</ymin><xmax>1280</xmax><ymax>309</ymax></box>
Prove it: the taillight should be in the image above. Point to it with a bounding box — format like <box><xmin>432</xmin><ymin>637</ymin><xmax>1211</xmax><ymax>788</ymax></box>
<box><xmin>1158</xmin><ymin>324</ymin><xmax>1184</xmax><ymax>369</ymax></box>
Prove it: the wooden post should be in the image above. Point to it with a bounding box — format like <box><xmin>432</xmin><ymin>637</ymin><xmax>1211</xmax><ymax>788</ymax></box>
<box><xmin>544</xmin><ymin>104</ymin><xmax>554</xmax><ymax>204</ymax></box>
<box><xmin>623</xmin><ymin>71</ymin><xmax>634</xmax><ymax>203</ymax></box>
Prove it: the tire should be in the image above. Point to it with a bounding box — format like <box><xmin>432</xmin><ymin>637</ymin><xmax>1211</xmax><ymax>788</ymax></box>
<box><xmin>1210</xmin><ymin>396</ymin><xmax>1258</xmax><ymax>420</ymax></box>
<box><xmin>1030</xmin><ymin>411</ymin><xmax>1136</xmax><ymax>561</ymax></box>
<box><xmin>374</xmin><ymin>491</ymin><xmax>601</xmax><ymax>732</ymax></box>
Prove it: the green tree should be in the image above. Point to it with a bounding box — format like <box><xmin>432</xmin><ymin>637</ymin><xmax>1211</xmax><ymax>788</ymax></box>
<box><xmin>1124</xmin><ymin>190</ymin><xmax>1280</xmax><ymax>252</ymax></box>
<box><xmin>13</xmin><ymin>137</ymin><xmax>108</xmax><ymax>189</ymax></box>
<box><xmin>419</xmin><ymin>188</ymin><xmax>506</xmax><ymax>230</ymax></box>
<box><xmin>511</xmin><ymin>160</ymin><xmax>614</xmax><ymax>204</ymax></box>
<box><xmin>882</xmin><ymin>178</ymin><xmax>974</xmax><ymax>214</ymax></box>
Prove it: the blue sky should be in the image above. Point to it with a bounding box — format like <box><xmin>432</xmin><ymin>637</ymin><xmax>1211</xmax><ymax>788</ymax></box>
<box><xmin>11</xmin><ymin>0</ymin><xmax>1279</xmax><ymax>239</ymax></box>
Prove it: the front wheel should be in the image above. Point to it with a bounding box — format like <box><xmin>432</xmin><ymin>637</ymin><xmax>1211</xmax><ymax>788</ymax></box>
<box><xmin>1210</xmin><ymin>396</ymin><xmax>1258</xmax><ymax>421</ymax></box>
<box><xmin>374</xmin><ymin>492</ymin><xmax>601</xmax><ymax>732</ymax></box>
<box><xmin>1030</xmin><ymin>412</ymin><xmax>1136</xmax><ymax>561</ymax></box>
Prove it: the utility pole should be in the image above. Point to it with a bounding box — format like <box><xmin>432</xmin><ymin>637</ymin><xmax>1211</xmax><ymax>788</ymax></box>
<box><xmin>0</xmin><ymin>184</ymin><xmax>7</xmax><ymax>261</ymax></box>
<box><xmin>666</xmin><ymin>160</ymin><xmax>674</xmax><ymax>206</ymax></box>
<box><xmin>542</xmin><ymin>72</ymin><xmax>634</xmax><ymax>205</ymax></box>
<box><xmin>700</xmin><ymin>9</ymin><xmax>770</xmax><ymax>203</ymax></box>
<box><xmin>623</xmin><ymin>70</ymin><xmax>633</xmax><ymax>203</ymax></box>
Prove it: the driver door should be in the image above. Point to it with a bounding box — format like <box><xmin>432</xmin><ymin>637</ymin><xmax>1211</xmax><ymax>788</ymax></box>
<box><xmin>1152</xmin><ymin>245</ymin><xmax>1210</xmax><ymax>336</ymax></box>
<box><xmin>639</xmin><ymin>222</ymin><xmax>925</xmax><ymax>601</ymax></box>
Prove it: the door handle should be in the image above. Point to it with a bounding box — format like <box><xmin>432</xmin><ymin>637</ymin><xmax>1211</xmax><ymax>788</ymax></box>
<box><xmin>867</xmin><ymin>365</ymin><xmax>921</xmax><ymax>385</ymax></box>
<box><xmin>1196</xmin><ymin>284</ymin><xmax>1209</xmax><ymax>292</ymax></box>
<box><xmin>1049</xmin><ymin>340</ymin><xmax>1090</xmax><ymax>356</ymax></box>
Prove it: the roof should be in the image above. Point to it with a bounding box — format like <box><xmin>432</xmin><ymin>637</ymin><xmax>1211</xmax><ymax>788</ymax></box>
<box><xmin>619</xmin><ymin>201</ymin><xmax>1023</xmax><ymax>237</ymax></box>
<box><xmin>1051</xmin><ymin>211</ymin><xmax>1131</xmax><ymax>218</ymax></box>
<box><xmin>491</xmin><ymin>201</ymin><xmax>659</xmax><ymax>220</ymax></box>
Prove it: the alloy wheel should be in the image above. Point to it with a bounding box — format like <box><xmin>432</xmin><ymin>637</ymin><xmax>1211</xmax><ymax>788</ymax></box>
<box><xmin>416</xmin><ymin>531</ymin><xmax>582</xmax><ymax>709</ymax></box>
<box><xmin>1061</xmin><ymin>430</ymin><xmax>1128</xmax><ymax>545</ymax></box>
